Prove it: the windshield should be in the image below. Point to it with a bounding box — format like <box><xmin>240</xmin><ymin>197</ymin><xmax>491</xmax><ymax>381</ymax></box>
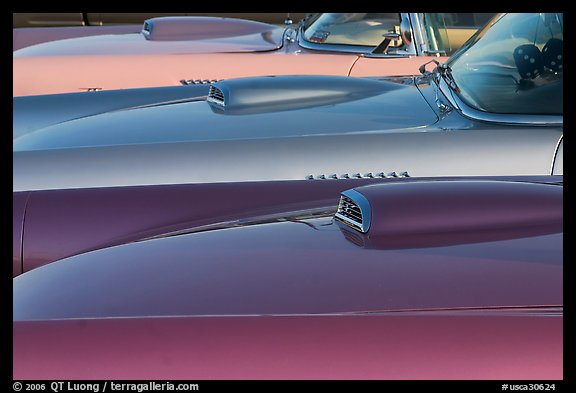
<box><xmin>302</xmin><ymin>13</ymin><xmax>403</xmax><ymax>48</ymax></box>
<box><xmin>447</xmin><ymin>13</ymin><xmax>563</xmax><ymax>115</ymax></box>
<box><xmin>300</xmin><ymin>13</ymin><xmax>495</xmax><ymax>55</ymax></box>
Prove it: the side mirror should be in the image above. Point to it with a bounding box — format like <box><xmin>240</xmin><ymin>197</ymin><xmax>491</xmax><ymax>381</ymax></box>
<box><xmin>284</xmin><ymin>13</ymin><xmax>293</xmax><ymax>25</ymax></box>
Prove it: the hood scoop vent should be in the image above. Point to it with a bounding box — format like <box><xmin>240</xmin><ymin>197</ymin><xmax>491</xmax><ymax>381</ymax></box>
<box><xmin>207</xmin><ymin>85</ymin><xmax>225</xmax><ymax>106</ymax></box>
<box><xmin>335</xmin><ymin>189</ymin><xmax>372</xmax><ymax>233</ymax></box>
<box><xmin>206</xmin><ymin>75</ymin><xmax>404</xmax><ymax>115</ymax></box>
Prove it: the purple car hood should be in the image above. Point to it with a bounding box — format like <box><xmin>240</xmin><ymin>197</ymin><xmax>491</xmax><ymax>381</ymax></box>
<box><xmin>13</xmin><ymin>180</ymin><xmax>562</xmax><ymax>321</ymax></box>
<box><xmin>13</xmin><ymin>16</ymin><xmax>286</xmax><ymax>57</ymax></box>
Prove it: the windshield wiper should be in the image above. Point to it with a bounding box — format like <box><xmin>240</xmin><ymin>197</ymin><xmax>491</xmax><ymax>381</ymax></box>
<box><xmin>419</xmin><ymin>59</ymin><xmax>461</xmax><ymax>93</ymax></box>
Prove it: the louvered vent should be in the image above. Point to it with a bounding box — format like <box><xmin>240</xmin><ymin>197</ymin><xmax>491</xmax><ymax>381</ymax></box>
<box><xmin>334</xmin><ymin>189</ymin><xmax>371</xmax><ymax>233</ymax></box>
<box><xmin>207</xmin><ymin>85</ymin><xmax>225</xmax><ymax>106</ymax></box>
<box><xmin>143</xmin><ymin>21</ymin><xmax>152</xmax><ymax>34</ymax></box>
<box><xmin>180</xmin><ymin>79</ymin><xmax>219</xmax><ymax>85</ymax></box>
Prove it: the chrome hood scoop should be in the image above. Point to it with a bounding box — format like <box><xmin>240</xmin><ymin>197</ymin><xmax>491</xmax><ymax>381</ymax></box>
<box><xmin>207</xmin><ymin>75</ymin><xmax>405</xmax><ymax>115</ymax></box>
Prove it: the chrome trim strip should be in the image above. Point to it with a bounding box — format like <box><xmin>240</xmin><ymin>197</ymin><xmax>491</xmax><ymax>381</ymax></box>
<box><xmin>141</xmin><ymin>206</ymin><xmax>336</xmax><ymax>241</ymax></box>
<box><xmin>359</xmin><ymin>52</ymin><xmax>412</xmax><ymax>59</ymax></box>
<box><xmin>408</xmin><ymin>13</ymin><xmax>426</xmax><ymax>56</ymax></box>
<box><xmin>438</xmin><ymin>78</ymin><xmax>563</xmax><ymax>126</ymax></box>
<box><xmin>16</xmin><ymin>305</ymin><xmax>563</xmax><ymax>321</ymax></box>
<box><xmin>551</xmin><ymin>135</ymin><xmax>563</xmax><ymax>175</ymax></box>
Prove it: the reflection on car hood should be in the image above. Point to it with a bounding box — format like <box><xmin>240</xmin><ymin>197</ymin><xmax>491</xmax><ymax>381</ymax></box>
<box><xmin>13</xmin><ymin>17</ymin><xmax>286</xmax><ymax>57</ymax></box>
<box><xmin>14</xmin><ymin>75</ymin><xmax>436</xmax><ymax>151</ymax></box>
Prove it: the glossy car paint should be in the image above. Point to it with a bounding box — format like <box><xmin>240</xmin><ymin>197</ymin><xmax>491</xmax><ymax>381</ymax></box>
<box><xmin>13</xmin><ymin>76</ymin><xmax>431</xmax><ymax>145</ymax></box>
<box><xmin>13</xmin><ymin>84</ymin><xmax>210</xmax><ymax>139</ymax></box>
<box><xmin>14</xmin><ymin>207</ymin><xmax>562</xmax><ymax>319</ymax></box>
<box><xmin>13</xmin><ymin>193</ymin><xmax>27</xmax><ymax>277</ymax></box>
<box><xmin>13</xmin><ymin>13</ymin><xmax>311</xmax><ymax>50</ymax></box>
<box><xmin>13</xmin><ymin>177</ymin><xmax>401</xmax><ymax>276</ymax></box>
<box><xmin>13</xmin><ymin>313</ymin><xmax>562</xmax><ymax>380</ymax></box>
<box><xmin>17</xmin><ymin>17</ymin><xmax>286</xmax><ymax>55</ymax></box>
<box><xmin>341</xmin><ymin>180</ymin><xmax>562</xmax><ymax>241</ymax></box>
<box><xmin>13</xmin><ymin>175</ymin><xmax>560</xmax><ymax>277</ymax></box>
<box><xmin>12</xmin><ymin>13</ymin><xmax>564</xmax><ymax>286</ymax></box>
<box><xmin>12</xmin><ymin>177</ymin><xmax>563</xmax><ymax>379</ymax></box>
<box><xmin>13</xmin><ymin>74</ymin><xmax>563</xmax><ymax>193</ymax></box>
<box><xmin>13</xmin><ymin>13</ymin><xmax>453</xmax><ymax>96</ymax></box>
<box><xmin>13</xmin><ymin>24</ymin><xmax>141</xmax><ymax>51</ymax></box>
<box><xmin>12</xmin><ymin>176</ymin><xmax>562</xmax><ymax>276</ymax></box>
<box><xmin>13</xmin><ymin>12</ymin><xmax>308</xmax><ymax>28</ymax></box>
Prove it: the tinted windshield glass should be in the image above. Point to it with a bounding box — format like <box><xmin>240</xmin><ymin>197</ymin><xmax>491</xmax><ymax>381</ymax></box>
<box><xmin>302</xmin><ymin>13</ymin><xmax>402</xmax><ymax>47</ymax></box>
<box><xmin>448</xmin><ymin>13</ymin><xmax>562</xmax><ymax>115</ymax></box>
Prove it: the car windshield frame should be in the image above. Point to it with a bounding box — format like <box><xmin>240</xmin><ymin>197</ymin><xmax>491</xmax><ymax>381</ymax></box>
<box><xmin>297</xmin><ymin>13</ymin><xmax>417</xmax><ymax>56</ymax></box>
<box><xmin>297</xmin><ymin>13</ymin><xmax>467</xmax><ymax>57</ymax></box>
<box><xmin>439</xmin><ymin>12</ymin><xmax>562</xmax><ymax>124</ymax></box>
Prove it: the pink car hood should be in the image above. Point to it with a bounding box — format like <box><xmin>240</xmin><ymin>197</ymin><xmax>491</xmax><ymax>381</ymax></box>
<box><xmin>13</xmin><ymin>16</ymin><xmax>450</xmax><ymax>96</ymax></box>
<box><xmin>13</xmin><ymin>16</ymin><xmax>285</xmax><ymax>57</ymax></box>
